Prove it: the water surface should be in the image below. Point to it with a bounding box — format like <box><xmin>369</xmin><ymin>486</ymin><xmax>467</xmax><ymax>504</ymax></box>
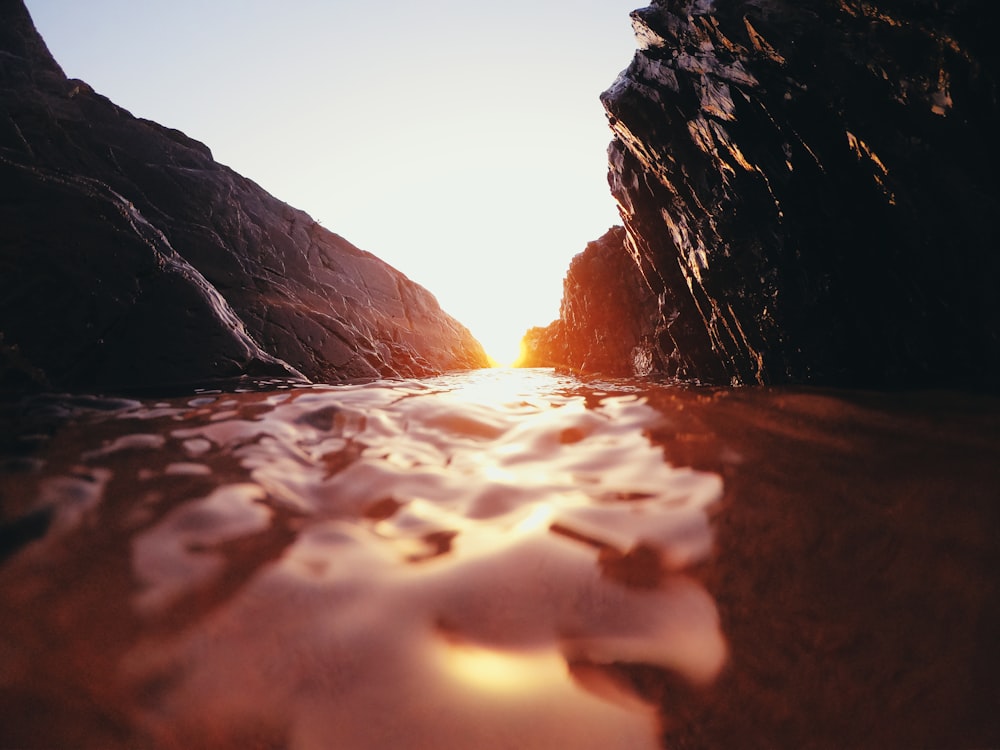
<box><xmin>1</xmin><ymin>369</ymin><xmax>998</xmax><ymax>748</ymax></box>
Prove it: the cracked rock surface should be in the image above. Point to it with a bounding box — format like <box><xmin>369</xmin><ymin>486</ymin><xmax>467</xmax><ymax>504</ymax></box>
<box><xmin>530</xmin><ymin>0</ymin><xmax>1000</xmax><ymax>387</ymax></box>
<box><xmin>1</xmin><ymin>0</ymin><xmax>488</xmax><ymax>392</ymax></box>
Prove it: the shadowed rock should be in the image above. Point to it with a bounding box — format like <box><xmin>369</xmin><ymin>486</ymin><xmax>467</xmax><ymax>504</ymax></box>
<box><xmin>0</xmin><ymin>0</ymin><xmax>488</xmax><ymax>393</ymax></box>
<box><xmin>526</xmin><ymin>0</ymin><xmax>1000</xmax><ymax>387</ymax></box>
<box><xmin>517</xmin><ymin>226</ymin><xmax>660</xmax><ymax>376</ymax></box>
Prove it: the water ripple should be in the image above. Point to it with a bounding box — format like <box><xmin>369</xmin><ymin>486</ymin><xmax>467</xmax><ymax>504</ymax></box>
<box><xmin>1</xmin><ymin>369</ymin><xmax>726</xmax><ymax>749</ymax></box>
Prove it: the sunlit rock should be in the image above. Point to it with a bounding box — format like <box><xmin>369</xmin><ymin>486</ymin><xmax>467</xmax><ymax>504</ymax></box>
<box><xmin>550</xmin><ymin>0</ymin><xmax>1000</xmax><ymax>386</ymax></box>
<box><xmin>0</xmin><ymin>0</ymin><xmax>488</xmax><ymax>392</ymax></box>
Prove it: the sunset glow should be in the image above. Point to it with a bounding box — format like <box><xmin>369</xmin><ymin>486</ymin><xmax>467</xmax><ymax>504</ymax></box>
<box><xmin>484</xmin><ymin>338</ymin><xmax>525</xmax><ymax>369</ymax></box>
<box><xmin>24</xmin><ymin>0</ymin><xmax>639</xmax><ymax>362</ymax></box>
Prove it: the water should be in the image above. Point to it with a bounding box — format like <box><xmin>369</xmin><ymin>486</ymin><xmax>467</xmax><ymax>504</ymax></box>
<box><xmin>1</xmin><ymin>368</ymin><xmax>998</xmax><ymax>749</ymax></box>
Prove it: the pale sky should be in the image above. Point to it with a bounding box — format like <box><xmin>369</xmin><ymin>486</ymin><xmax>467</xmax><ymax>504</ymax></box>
<box><xmin>24</xmin><ymin>0</ymin><xmax>639</xmax><ymax>365</ymax></box>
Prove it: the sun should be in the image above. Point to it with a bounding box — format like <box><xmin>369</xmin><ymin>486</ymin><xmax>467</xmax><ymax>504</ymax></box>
<box><xmin>476</xmin><ymin>329</ymin><xmax>527</xmax><ymax>369</ymax></box>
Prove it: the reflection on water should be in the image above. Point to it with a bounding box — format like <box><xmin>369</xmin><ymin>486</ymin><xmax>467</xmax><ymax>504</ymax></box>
<box><xmin>0</xmin><ymin>369</ymin><xmax>722</xmax><ymax>749</ymax></box>
<box><xmin>1</xmin><ymin>369</ymin><xmax>999</xmax><ymax>749</ymax></box>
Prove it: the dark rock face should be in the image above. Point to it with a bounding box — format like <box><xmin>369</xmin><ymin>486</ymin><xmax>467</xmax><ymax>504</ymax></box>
<box><xmin>0</xmin><ymin>0</ymin><xmax>488</xmax><ymax>392</ymax></box>
<box><xmin>517</xmin><ymin>227</ymin><xmax>661</xmax><ymax>375</ymax></box>
<box><xmin>556</xmin><ymin>0</ymin><xmax>1000</xmax><ymax>386</ymax></box>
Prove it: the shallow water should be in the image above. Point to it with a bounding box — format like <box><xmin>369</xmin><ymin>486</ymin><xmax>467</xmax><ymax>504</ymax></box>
<box><xmin>1</xmin><ymin>368</ymin><xmax>998</xmax><ymax>749</ymax></box>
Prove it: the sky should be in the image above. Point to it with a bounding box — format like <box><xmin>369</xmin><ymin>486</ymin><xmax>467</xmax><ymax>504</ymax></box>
<box><xmin>24</xmin><ymin>0</ymin><xmax>640</xmax><ymax>366</ymax></box>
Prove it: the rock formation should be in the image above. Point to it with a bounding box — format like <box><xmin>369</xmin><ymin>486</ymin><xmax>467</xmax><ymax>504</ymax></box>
<box><xmin>527</xmin><ymin>0</ymin><xmax>1000</xmax><ymax>387</ymax></box>
<box><xmin>0</xmin><ymin>0</ymin><xmax>488</xmax><ymax>393</ymax></box>
<box><xmin>517</xmin><ymin>226</ymin><xmax>661</xmax><ymax>375</ymax></box>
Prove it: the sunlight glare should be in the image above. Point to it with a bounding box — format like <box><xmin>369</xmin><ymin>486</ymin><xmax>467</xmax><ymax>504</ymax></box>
<box><xmin>439</xmin><ymin>642</ymin><xmax>567</xmax><ymax>696</ymax></box>
<box><xmin>514</xmin><ymin>502</ymin><xmax>556</xmax><ymax>534</ymax></box>
<box><xmin>476</xmin><ymin>326</ymin><xmax>531</xmax><ymax>369</ymax></box>
<box><xmin>22</xmin><ymin>1</ymin><xmax>640</xmax><ymax>365</ymax></box>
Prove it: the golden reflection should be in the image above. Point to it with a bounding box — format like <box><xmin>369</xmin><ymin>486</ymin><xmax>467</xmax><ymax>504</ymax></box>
<box><xmin>6</xmin><ymin>372</ymin><xmax>1000</xmax><ymax>749</ymax></box>
<box><xmin>428</xmin><ymin>365</ymin><xmax>566</xmax><ymax>408</ymax></box>
<box><xmin>1</xmin><ymin>369</ymin><xmax>726</xmax><ymax>750</ymax></box>
<box><xmin>438</xmin><ymin>642</ymin><xmax>567</xmax><ymax>695</ymax></box>
<box><xmin>513</xmin><ymin>502</ymin><xmax>555</xmax><ymax>534</ymax></box>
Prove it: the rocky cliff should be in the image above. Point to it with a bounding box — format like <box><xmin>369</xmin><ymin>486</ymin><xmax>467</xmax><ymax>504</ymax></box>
<box><xmin>0</xmin><ymin>0</ymin><xmax>488</xmax><ymax>393</ymax></box>
<box><xmin>517</xmin><ymin>226</ymin><xmax>661</xmax><ymax>375</ymax></box>
<box><xmin>528</xmin><ymin>0</ymin><xmax>1000</xmax><ymax>387</ymax></box>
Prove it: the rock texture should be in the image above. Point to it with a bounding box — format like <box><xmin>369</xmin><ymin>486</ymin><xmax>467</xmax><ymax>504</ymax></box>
<box><xmin>530</xmin><ymin>0</ymin><xmax>1000</xmax><ymax>387</ymax></box>
<box><xmin>517</xmin><ymin>227</ymin><xmax>661</xmax><ymax>375</ymax></box>
<box><xmin>0</xmin><ymin>0</ymin><xmax>488</xmax><ymax>393</ymax></box>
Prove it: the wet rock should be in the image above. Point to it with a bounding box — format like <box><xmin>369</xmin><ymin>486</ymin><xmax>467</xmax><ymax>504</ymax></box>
<box><xmin>554</xmin><ymin>0</ymin><xmax>1000</xmax><ymax>386</ymax></box>
<box><xmin>518</xmin><ymin>227</ymin><xmax>661</xmax><ymax>376</ymax></box>
<box><xmin>0</xmin><ymin>0</ymin><xmax>488</xmax><ymax>393</ymax></box>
